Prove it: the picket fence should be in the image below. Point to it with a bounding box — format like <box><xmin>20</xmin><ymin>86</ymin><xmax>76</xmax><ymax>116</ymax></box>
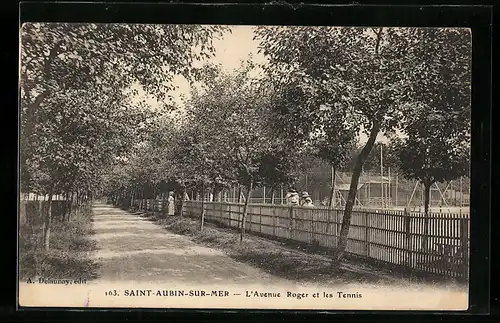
<box><xmin>134</xmin><ymin>199</ymin><xmax>469</xmax><ymax>281</ymax></box>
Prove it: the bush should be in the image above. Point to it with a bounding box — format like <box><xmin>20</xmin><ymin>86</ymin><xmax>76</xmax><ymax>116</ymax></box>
<box><xmin>18</xmin><ymin>204</ymin><xmax>98</xmax><ymax>280</ymax></box>
<box><xmin>19</xmin><ymin>249</ymin><xmax>99</xmax><ymax>280</ymax></box>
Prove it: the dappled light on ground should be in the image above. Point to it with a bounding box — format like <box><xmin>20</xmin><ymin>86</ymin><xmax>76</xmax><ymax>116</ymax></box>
<box><xmin>90</xmin><ymin>204</ymin><xmax>467</xmax><ymax>296</ymax></box>
<box><xmin>91</xmin><ymin>204</ymin><xmax>290</xmax><ymax>285</ymax></box>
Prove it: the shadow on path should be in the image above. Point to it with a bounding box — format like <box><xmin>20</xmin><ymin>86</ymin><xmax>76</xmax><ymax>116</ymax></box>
<box><xmin>90</xmin><ymin>204</ymin><xmax>293</xmax><ymax>286</ymax></box>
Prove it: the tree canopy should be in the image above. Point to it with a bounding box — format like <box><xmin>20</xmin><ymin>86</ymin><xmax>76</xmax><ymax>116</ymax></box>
<box><xmin>20</xmin><ymin>24</ymin><xmax>471</xmax><ymax>259</ymax></box>
<box><xmin>254</xmin><ymin>26</ymin><xmax>471</xmax><ymax>264</ymax></box>
<box><xmin>20</xmin><ymin>23</ymin><xmax>228</xmax><ymax>250</ymax></box>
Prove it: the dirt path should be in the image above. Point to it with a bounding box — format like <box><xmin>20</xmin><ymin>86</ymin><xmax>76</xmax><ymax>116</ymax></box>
<box><xmin>89</xmin><ymin>203</ymin><xmax>295</xmax><ymax>286</ymax></box>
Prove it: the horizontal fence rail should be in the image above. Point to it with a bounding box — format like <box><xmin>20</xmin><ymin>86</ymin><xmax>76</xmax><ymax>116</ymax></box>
<box><xmin>133</xmin><ymin>199</ymin><xmax>469</xmax><ymax>281</ymax></box>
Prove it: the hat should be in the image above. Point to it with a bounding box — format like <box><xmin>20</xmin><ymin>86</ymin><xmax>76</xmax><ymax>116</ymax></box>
<box><xmin>301</xmin><ymin>191</ymin><xmax>310</xmax><ymax>198</ymax></box>
<box><xmin>289</xmin><ymin>188</ymin><xmax>297</xmax><ymax>193</ymax></box>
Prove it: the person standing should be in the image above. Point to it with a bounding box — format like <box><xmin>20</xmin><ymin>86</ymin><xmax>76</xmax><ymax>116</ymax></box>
<box><xmin>287</xmin><ymin>188</ymin><xmax>300</xmax><ymax>206</ymax></box>
<box><xmin>300</xmin><ymin>191</ymin><xmax>311</xmax><ymax>206</ymax></box>
<box><xmin>302</xmin><ymin>197</ymin><xmax>314</xmax><ymax>208</ymax></box>
<box><xmin>167</xmin><ymin>191</ymin><xmax>175</xmax><ymax>216</ymax></box>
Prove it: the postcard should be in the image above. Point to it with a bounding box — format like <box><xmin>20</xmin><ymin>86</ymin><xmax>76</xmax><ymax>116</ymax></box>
<box><xmin>18</xmin><ymin>23</ymin><xmax>470</xmax><ymax>310</ymax></box>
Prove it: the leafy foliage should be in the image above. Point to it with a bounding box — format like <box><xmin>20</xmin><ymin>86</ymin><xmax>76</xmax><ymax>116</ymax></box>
<box><xmin>391</xmin><ymin>104</ymin><xmax>470</xmax><ymax>187</ymax></box>
<box><xmin>20</xmin><ymin>23</ymin><xmax>228</xmax><ymax>251</ymax></box>
<box><xmin>186</xmin><ymin>62</ymin><xmax>304</xmax><ymax>189</ymax></box>
<box><xmin>21</xmin><ymin>24</ymin><xmax>471</xmax><ymax>261</ymax></box>
<box><xmin>254</xmin><ymin>26</ymin><xmax>471</xmax><ymax>264</ymax></box>
<box><xmin>20</xmin><ymin>23</ymin><xmax>228</xmax><ymax>193</ymax></box>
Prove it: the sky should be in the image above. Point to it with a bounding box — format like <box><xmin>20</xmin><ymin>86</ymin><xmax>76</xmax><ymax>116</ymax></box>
<box><xmin>131</xmin><ymin>25</ymin><xmax>390</xmax><ymax>144</ymax></box>
<box><xmin>129</xmin><ymin>26</ymin><xmax>262</xmax><ymax>111</ymax></box>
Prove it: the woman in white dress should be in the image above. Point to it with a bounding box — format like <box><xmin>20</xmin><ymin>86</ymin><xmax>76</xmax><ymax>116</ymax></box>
<box><xmin>167</xmin><ymin>192</ymin><xmax>175</xmax><ymax>216</ymax></box>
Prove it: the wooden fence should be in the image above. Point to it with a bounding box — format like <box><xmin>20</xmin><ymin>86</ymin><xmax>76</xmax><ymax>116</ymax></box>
<box><xmin>134</xmin><ymin>199</ymin><xmax>469</xmax><ymax>281</ymax></box>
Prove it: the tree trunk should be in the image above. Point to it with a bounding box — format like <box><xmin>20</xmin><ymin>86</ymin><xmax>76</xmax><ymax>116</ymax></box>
<box><xmin>140</xmin><ymin>188</ymin><xmax>144</xmax><ymax>210</ymax></box>
<box><xmin>68</xmin><ymin>191</ymin><xmax>74</xmax><ymax>222</ymax></box>
<box><xmin>43</xmin><ymin>189</ymin><xmax>54</xmax><ymax>251</ymax></box>
<box><xmin>240</xmin><ymin>179</ymin><xmax>254</xmax><ymax>243</ymax></box>
<box><xmin>238</xmin><ymin>185</ymin><xmax>242</xmax><ymax>203</ymax></box>
<box><xmin>36</xmin><ymin>194</ymin><xmax>41</xmax><ymax>224</ymax></box>
<box><xmin>66</xmin><ymin>191</ymin><xmax>71</xmax><ymax>221</ymax></box>
<box><xmin>328</xmin><ymin>186</ymin><xmax>335</xmax><ymax>208</ymax></box>
<box><xmin>422</xmin><ymin>181</ymin><xmax>432</xmax><ymax>250</ymax></box>
<box><xmin>213</xmin><ymin>183</ymin><xmax>222</xmax><ymax>202</ymax></box>
<box><xmin>329</xmin><ymin>167</ymin><xmax>336</xmax><ymax>208</ymax></box>
<box><xmin>174</xmin><ymin>191</ymin><xmax>181</xmax><ymax>215</ymax></box>
<box><xmin>60</xmin><ymin>192</ymin><xmax>66</xmax><ymax>222</ymax></box>
<box><xmin>200</xmin><ymin>182</ymin><xmax>206</xmax><ymax>231</ymax></box>
<box><xmin>161</xmin><ymin>191</ymin><xmax>167</xmax><ymax>215</ymax></box>
<box><xmin>333</xmin><ymin>122</ymin><xmax>381</xmax><ymax>268</ymax></box>
<box><xmin>180</xmin><ymin>185</ymin><xmax>186</xmax><ymax>217</ymax></box>
<box><xmin>152</xmin><ymin>185</ymin><xmax>156</xmax><ymax>213</ymax></box>
<box><xmin>271</xmin><ymin>187</ymin><xmax>275</xmax><ymax>204</ymax></box>
<box><xmin>63</xmin><ymin>191</ymin><xmax>70</xmax><ymax>222</ymax></box>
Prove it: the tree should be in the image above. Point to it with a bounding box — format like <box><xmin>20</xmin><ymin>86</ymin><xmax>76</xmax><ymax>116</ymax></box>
<box><xmin>184</xmin><ymin>89</ymin><xmax>238</xmax><ymax>229</ymax></box>
<box><xmin>260</xmin><ymin>75</ymin><xmax>357</xmax><ymax>209</ymax></box>
<box><xmin>26</xmin><ymin>86</ymin><xmax>151</xmax><ymax>250</ymax></box>
<box><xmin>255</xmin><ymin>26</ymin><xmax>471</xmax><ymax>266</ymax></box>
<box><xmin>256</xmin><ymin>148</ymin><xmax>304</xmax><ymax>199</ymax></box>
<box><xmin>20</xmin><ymin>23</ymin><xmax>228</xmax><ymax>191</ymax></box>
<box><xmin>20</xmin><ymin>23</ymin><xmax>228</xmax><ymax>251</ymax></box>
<box><xmin>391</xmin><ymin>103</ymin><xmax>469</xmax><ymax>250</ymax></box>
<box><xmin>187</xmin><ymin>61</ymin><xmax>302</xmax><ymax>241</ymax></box>
<box><xmin>312</xmin><ymin>109</ymin><xmax>357</xmax><ymax>208</ymax></box>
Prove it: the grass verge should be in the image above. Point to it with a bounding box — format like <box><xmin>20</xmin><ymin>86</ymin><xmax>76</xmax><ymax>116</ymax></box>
<box><xmin>135</xmin><ymin>210</ymin><xmax>403</xmax><ymax>286</ymax></box>
<box><xmin>19</xmin><ymin>204</ymin><xmax>99</xmax><ymax>280</ymax></box>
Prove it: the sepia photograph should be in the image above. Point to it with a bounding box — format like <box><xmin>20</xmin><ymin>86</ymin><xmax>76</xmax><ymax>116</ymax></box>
<box><xmin>18</xmin><ymin>23</ymin><xmax>471</xmax><ymax>310</ymax></box>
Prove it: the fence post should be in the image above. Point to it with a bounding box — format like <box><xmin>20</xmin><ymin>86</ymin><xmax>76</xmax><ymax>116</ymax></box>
<box><xmin>461</xmin><ymin>217</ymin><xmax>469</xmax><ymax>281</ymax></box>
<box><xmin>223</xmin><ymin>203</ymin><xmax>228</xmax><ymax>227</ymax></box>
<box><xmin>273</xmin><ymin>207</ymin><xmax>277</xmax><ymax>237</ymax></box>
<box><xmin>335</xmin><ymin>209</ymin><xmax>340</xmax><ymax>247</ymax></box>
<box><xmin>310</xmin><ymin>210</ymin><xmax>314</xmax><ymax>244</ymax></box>
<box><xmin>364</xmin><ymin>211</ymin><xmax>370</xmax><ymax>257</ymax></box>
<box><xmin>289</xmin><ymin>206</ymin><xmax>294</xmax><ymax>240</ymax></box>
<box><xmin>219</xmin><ymin>202</ymin><xmax>224</xmax><ymax>224</ymax></box>
<box><xmin>259</xmin><ymin>205</ymin><xmax>263</xmax><ymax>233</ymax></box>
<box><xmin>404</xmin><ymin>208</ymin><xmax>411</xmax><ymax>267</ymax></box>
<box><xmin>247</xmin><ymin>205</ymin><xmax>252</xmax><ymax>233</ymax></box>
